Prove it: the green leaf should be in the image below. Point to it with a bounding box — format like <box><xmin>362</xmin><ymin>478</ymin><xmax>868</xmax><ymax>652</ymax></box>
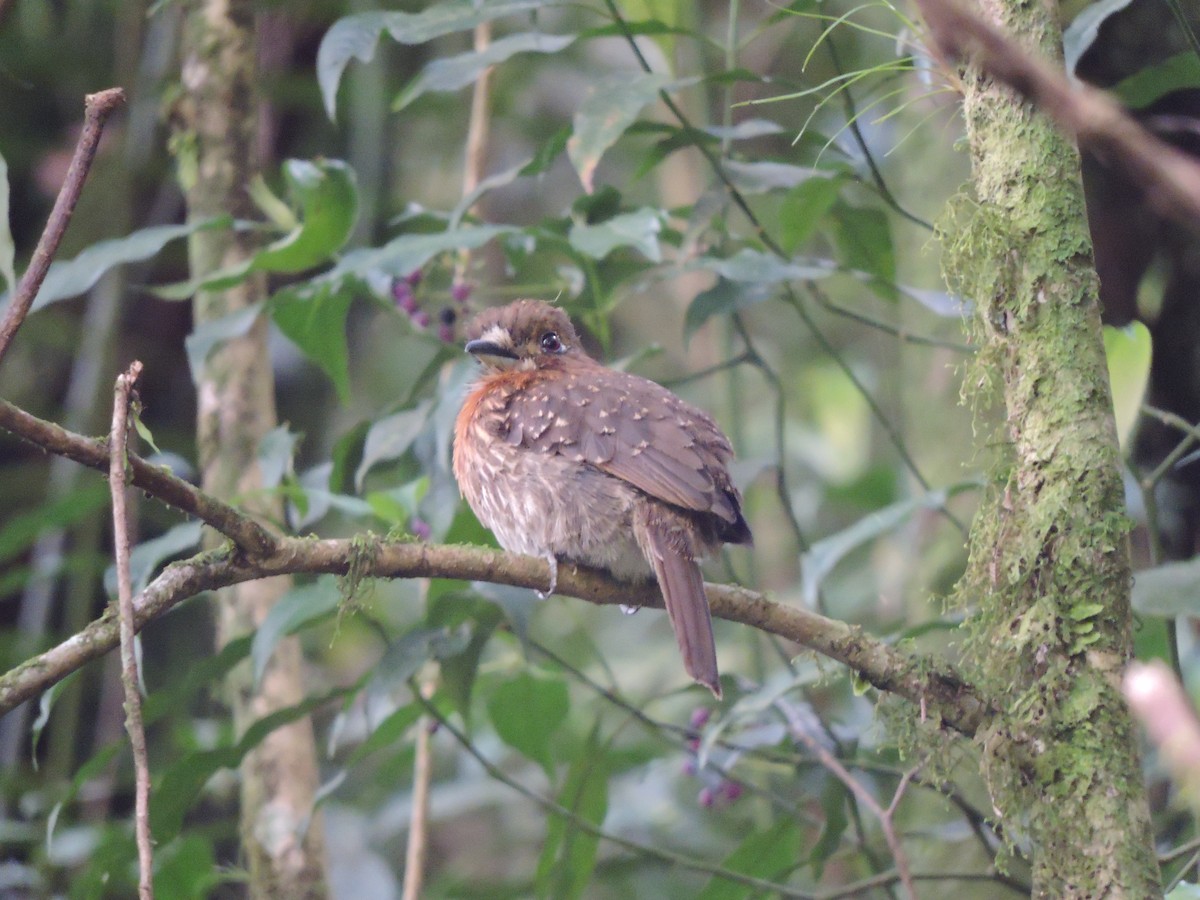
<box><xmin>567</xmin><ymin>73</ymin><xmax>697</xmax><ymax>192</ymax></box>
<box><xmin>684</xmin><ymin>278</ymin><xmax>773</xmax><ymax>340</ymax></box>
<box><xmin>1133</xmin><ymin>557</ymin><xmax>1200</xmax><ymax>617</ymax></box>
<box><xmin>151</xmin><ymin>687</ymin><xmax>347</xmax><ymax>842</ymax></box>
<box><xmin>271</xmin><ymin>284</ymin><xmax>354</xmax><ymax>403</ymax></box>
<box><xmin>154</xmin><ymin>835</ymin><xmax>223</xmax><ymax>900</ymax></box>
<box><xmin>569</xmin><ymin>208</ymin><xmax>663</xmax><ymax>261</ymax></box>
<box><xmin>779</xmin><ymin>176</ymin><xmax>842</xmax><ymax>253</ymax></box>
<box><xmin>183</xmin><ymin>302</ymin><xmax>264</xmax><ymax>383</ymax></box>
<box><xmin>257</xmin><ymin>424</ymin><xmax>302</xmax><ymax>491</ymax></box>
<box><xmin>0</xmin><ymin>150</ymin><xmax>15</xmax><ymax>294</ymax></box>
<box><xmin>0</xmin><ymin>219</ymin><xmax>226</xmax><ymax>313</ymax></box>
<box><xmin>487</xmin><ymin>671</ymin><xmax>569</xmax><ymax>779</ymax></box>
<box><xmin>396</xmin><ymin>31</ymin><xmax>576</xmax><ymax>111</ymax></box>
<box><xmin>1112</xmin><ymin>51</ymin><xmax>1200</xmax><ymax>108</ymax></box>
<box><xmin>329</xmin><ymin>224</ymin><xmax>513</xmax><ymax>282</ymax></box>
<box><xmin>254</xmin><ymin>159</ymin><xmax>358</xmax><ymax>272</ymax></box>
<box><xmin>0</xmin><ymin>482</ymin><xmax>109</xmax><ymax>567</ymax></box>
<box><xmin>158</xmin><ymin>159</ymin><xmax>358</xmax><ymax>299</ymax></box>
<box><xmin>366</xmin><ymin>627</ymin><xmax>473</xmax><ymax>699</ymax></box>
<box><xmin>346</xmin><ymin>702</ymin><xmax>423</xmax><ymax>765</ymax></box>
<box><xmin>808</xmin><ymin>781</ymin><xmax>847</xmax><ymax>879</ymax></box>
<box><xmin>832</xmin><ymin>202</ymin><xmax>895</xmax><ymax>299</ymax></box>
<box><xmin>724</xmin><ymin>159</ymin><xmax>829</xmax><ymax>194</ymax></box>
<box><xmin>535</xmin><ymin>720</ymin><xmax>608</xmax><ymax>900</ymax></box>
<box><xmin>132</xmin><ymin>410</ymin><xmax>162</xmax><ymax>455</ymax></box>
<box><xmin>697</xmin><ymin>818</ymin><xmax>799</xmax><ymax>899</ymax></box>
<box><xmin>317</xmin><ymin>0</ymin><xmax>555</xmax><ymax>119</ymax></box>
<box><xmin>800</xmin><ymin>483</ymin><xmax>977</xmax><ymax>608</ymax></box>
<box><xmin>252</xmin><ymin>577</ymin><xmax>341</xmax><ymax>690</ymax></box>
<box><xmin>355</xmin><ymin>400</ymin><xmax>433</xmax><ymax>490</ymax></box>
<box><xmin>103</xmin><ymin>521</ymin><xmax>203</xmax><ymax>599</ymax></box>
<box><xmin>1104</xmin><ymin>322</ymin><xmax>1151</xmax><ymax>450</ymax></box>
<box><xmin>691</xmin><ymin>247</ymin><xmax>833</xmax><ymax>284</ymax></box>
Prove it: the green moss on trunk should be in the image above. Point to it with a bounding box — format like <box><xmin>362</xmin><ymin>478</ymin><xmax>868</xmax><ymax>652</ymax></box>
<box><xmin>943</xmin><ymin>1</ymin><xmax>1161</xmax><ymax>896</ymax></box>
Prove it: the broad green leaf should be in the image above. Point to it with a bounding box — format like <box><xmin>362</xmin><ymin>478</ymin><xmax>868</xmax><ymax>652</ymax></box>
<box><xmin>567</xmin><ymin>74</ymin><xmax>697</xmax><ymax>192</ymax></box>
<box><xmin>779</xmin><ymin>176</ymin><xmax>842</xmax><ymax>252</ymax></box>
<box><xmin>800</xmin><ymin>483</ymin><xmax>977</xmax><ymax>608</ymax></box>
<box><xmin>0</xmin><ymin>219</ymin><xmax>225</xmax><ymax>313</ymax></box>
<box><xmin>152</xmin><ymin>687</ymin><xmax>347</xmax><ymax>842</ymax></box>
<box><xmin>1113</xmin><ymin>52</ymin><xmax>1200</xmax><ymax>109</ymax></box>
<box><xmin>692</xmin><ymin>248</ymin><xmax>834</xmax><ymax>284</ymax></box>
<box><xmin>142</xmin><ymin>635</ymin><xmax>252</xmax><ymax>725</ymax></box>
<box><xmin>252</xmin><ymin>577</ymin><xmax>341</xmax><ymax>689</ymax></box>
<box><xmin>487</xmin><ymin>671</ymin><xmax>569</xmax><ymax>779</ymax></box>
<box><xmin>535</xmin><ymin>721</ymin><xmax>608</xmax><ymax>900</ymax></box>
<box><xmin>257</xmin><ymin>425</ymin><xmax>301</xmax><ymax>491</ymax></box>
<box><xmin>1103</xmin><ymin>322</ymin><xmax>1151</xmax><ymax>449</ymax></box>
<box><xmin>697</xmin><ymin>818</ymin><xmax>799</xmax><ymax>900</ymax></box>
<box><xmin>31</xmin><ymin>673</ymin><xmax>79</xmax><ymax>768</ymax></box>
<box><xmin>450</xmin><ymin>158</ymin><xmax>533</xmax><ymax>228</ymax></box>
<box><xmin>437</xmin><ymin>600</ymin><xmax>505</xmax><ymax>717</ymax></box>
<box><xmin>724</xmin><ymin>159</ymin><xmax>829</xmax><ymax>194</ymax></box>
<box><xmin>832</xmin><ymin>202</ymin><xmax>895</xmax><ymax>299</ymax></box>
<box><xmin>356</xmin><ymin>400</ymin><xmax>433</xmax><ymax>490</ymax></box>
<box><xmin>46</xmin><ymin>741</ymin><xmax>120</xmax><ymax>852</ymax></box>
<box><xmin>395</xmin><ymin>32</ymin><xmax>576</xmax><ymax>111</ymax></box>
<box><xmin>317</xmin><ymin>0</ymin><xmax>554</xmax><ymax>119</ymax></box>
<box><xmin>329</xmin><ymin>224</ymin><xmax>513</xmax><ymax>282</ymax></box>
<box><xmin>366</xmin><ymin>627</ymin><xmax>473</xmax><ymax>700</ymax></box>
<box><xmin>684</xmin><ymin>278</ymin><xmax>773</xmax><ymax>340</ymax></box>
<box><xmin>270</xmin><ymin>284</ymin><xmax>354</xmax><ymax>403</ymax></box>
<box><xmin>154</xmin><ymin>835</ymin><xmax>223</xmax><ymax>900</ymax></box>
<box><xmin>0</xmin><ymin>482</ymin><xmax>109</xmax><ymax>567</ymax></box>
<box><xmin>0</xmin><ymin>150</ymin><xmax>14</xmax><ymax>293</ymax></box>
<box><xmin>1132</xmin><ymin>557</ymin><xmax>1200</xmax><ymax>617</ymax></box>
<box><xmin>254</xmin><ymin>159</ymin><xmax>357</xmax><ymax>272</ymax></box>
<box><xmin>346</xmin><ymin>702</ymin><xmax>423</xmax><ymax>765</ymax></box>
<box><xmin>184</xmin><ymin>302</ymin><xmax>264</xmax><ymax>383</ymax></box>
<box><xmin>103</xmin><ymin>521</ymin><xmax>203</xmax><ymax>599</ymax></box>
<box><xmin>808</xmin><ymin>780</ymin><xmax>847</xmax><ymax>879</ymax></box>
<box><xmin>569</xmin><ymin>208</ymin><xmax>663</xmax><ymax>261</ymax></box>
<box><xmin>158</xmin><ymin>159</ymin><xmax>358</xmax><ymax>299</ymax></box>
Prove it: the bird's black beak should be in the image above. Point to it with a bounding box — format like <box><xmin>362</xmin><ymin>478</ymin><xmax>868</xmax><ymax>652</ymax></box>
<box><xmin>465</xmin><ymin>339</ymin><xmax>518</xmax><ymax>360</ymax></box>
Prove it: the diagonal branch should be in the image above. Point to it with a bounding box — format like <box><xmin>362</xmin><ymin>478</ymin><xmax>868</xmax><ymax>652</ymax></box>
<box><xmin>0</xmin><ymin>537</ymin><xmax>990</xmax><ymax>736</ymax></box>
<box><xmin>913</xmin><ymin>0</ymin><xmax>1200</xmax><ymax>228</ymax></box>
<box><xmin>0</xmin><ymin>88</ymin><xmax>126</xmax><ymax>364</ymax></box>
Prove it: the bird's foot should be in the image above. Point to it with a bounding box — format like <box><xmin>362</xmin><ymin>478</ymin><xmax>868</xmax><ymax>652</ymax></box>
<box><xmin>619</xmin><ymin>604</ymin><xmax>641</xmax><ymax>616</ymax></box>
<box><xmin>537</xmin><ymin>554</ymin><xmax>558</xmax><ymax>599</ymax></box>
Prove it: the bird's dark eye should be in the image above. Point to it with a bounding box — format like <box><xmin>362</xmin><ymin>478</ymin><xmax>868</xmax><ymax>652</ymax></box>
<box><xmin>540</xmin><ymin>331</ymin><xmax>563</xmax><ymax>353</ymax></box>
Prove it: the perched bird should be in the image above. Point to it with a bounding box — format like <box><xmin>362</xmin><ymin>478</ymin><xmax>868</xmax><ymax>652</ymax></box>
<box><xmin>452</xmin><ymin>299</ymin><xmax>751</xmax><ymax>696</ymax></box>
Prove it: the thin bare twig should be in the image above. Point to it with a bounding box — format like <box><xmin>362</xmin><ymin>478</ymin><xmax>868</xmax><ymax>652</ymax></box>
<box><xmin>783</xmin><ymin>702</ymin><xmax>919</xmax><ymax>899</ymax></box>
<box><xmin>913</xmin><ymin>0</ymin><xmax>1200</xmax><ymax>229</ymax></box>
<box><xmin>401</xmin><ymin>669</ymin><xmax>438</xmax><ymax>900</ymax></box>
<box><xmin>110</xmin><ymin>360</ymin><xmax>153</xmax><ymax>900</ymax></box>
<box><xmin>0</xmin><ymin>88</ymin><xmax>125</xmax><ymax>365</ymax></box>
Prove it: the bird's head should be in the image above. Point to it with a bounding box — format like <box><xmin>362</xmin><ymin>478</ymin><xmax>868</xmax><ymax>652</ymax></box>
<box><xmin>463</xmin><ymin>300</ymin><xmax>585</xmax><ymax>373</ymax></box>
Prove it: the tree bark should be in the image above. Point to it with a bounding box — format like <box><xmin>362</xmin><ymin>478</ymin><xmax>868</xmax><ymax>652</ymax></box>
<box><xmin>945</xmin><ymin>0</ymin><xmax>1161</xmax><ymax>895</ymax></box>
<box><xmin>174</xmin><ymin>1</ymin><xmax>327</xmax><ymax>895</ymax></box>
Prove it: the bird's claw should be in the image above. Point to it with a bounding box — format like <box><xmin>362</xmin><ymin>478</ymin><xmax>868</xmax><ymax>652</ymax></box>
<box><xmin>537</xmin><ymin>554</ymin><xmax>558</xmax><ymax>599</ymax></box>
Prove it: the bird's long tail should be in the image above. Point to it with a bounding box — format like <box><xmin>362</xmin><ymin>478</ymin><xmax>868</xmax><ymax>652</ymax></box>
<box><xmin>639</xmin><ymin>516</ymin><xmax>721</xmax><ymax>698</ymax></box>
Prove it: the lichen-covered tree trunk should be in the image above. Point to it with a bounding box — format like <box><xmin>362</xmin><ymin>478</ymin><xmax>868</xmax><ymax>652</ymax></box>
<box><xmin>174</xmin><ymin>1</ymin><xmax>327</xmax><ymax>895</ymax></box>
<box><xmin>944</xmin><ymin>0</ymin><xmax>1161</xmax><ymax>896</ymax></box>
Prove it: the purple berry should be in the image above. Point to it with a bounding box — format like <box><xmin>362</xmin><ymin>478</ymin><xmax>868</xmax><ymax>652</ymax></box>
<box><xmin>413</xmin><ymin>310</ymin><xmax>430</xmax><ymax>329</ymax></box>
<box><xmin>721</xmin><ymin>781</ymin><xmax>744</xmax><ymax>803</ymax></box>
<box><xmin>689</xmin><ymin>707</ymin><xmax>711</xmax><ymax>730</ymax></box>
<box><xmin>682</xmin><ymin>759</ymin><xmax>698</xmax><ymax>777</ymax></box>
<box><xmin>405</xmin><ymin>269</ymin><xmax>423</xmax><ymax>288</ymax></box>
<box><xmin>393</xmin><ymin>281</ymin><xmax>417</xmax><ymax>313</ymax></box>
<box><xmin>698</xmin><ymin>787</ymin><xmax>715</xmax><ymax>808</ymax></box>
<box><xmin>451</xmin><ymin>281</ymin><xmax>473</xmax><ymax>304</ymax></box>
<box><xmin>438</xmin><ymin>322</ymin><xmax>455</xmax><ymax>344</ymax></box>
<box><xmin>410</xmin><ymin>517</ymin><xmax>431</xmax><ymax>541</ymax></box>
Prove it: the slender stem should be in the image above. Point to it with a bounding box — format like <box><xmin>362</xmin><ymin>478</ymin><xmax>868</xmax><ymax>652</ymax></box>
<box><xmin>110</xmin><ymin>360</ymin><xmax>154</xmax><ymax>900</ymax></box>
<box><xmin>0</xmin><ymin>88</ymin><xmax>125</xmax><ymax>365</ymax></box>
<box><xmin>401</xmin><ymin>672</ymin><xmax>438</xmax><ymax>900</ymax></box>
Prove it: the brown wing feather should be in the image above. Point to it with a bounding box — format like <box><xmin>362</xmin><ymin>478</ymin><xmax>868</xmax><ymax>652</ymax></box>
<box><xmin>501</xmin><ymin>361</ymin><xmax>749</xmax><ymax>539</ymax></box>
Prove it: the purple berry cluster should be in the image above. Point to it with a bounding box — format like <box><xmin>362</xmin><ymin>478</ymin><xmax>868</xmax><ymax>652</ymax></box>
<box><xmin>390</xmin><ymin>269</ymin><xmax>474</xmax><ymax>344</ymax></box>
<box><xmin>683</xmin><ymin>706</ymin><xmax>744</xmax><ymax>809</ymax></box>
